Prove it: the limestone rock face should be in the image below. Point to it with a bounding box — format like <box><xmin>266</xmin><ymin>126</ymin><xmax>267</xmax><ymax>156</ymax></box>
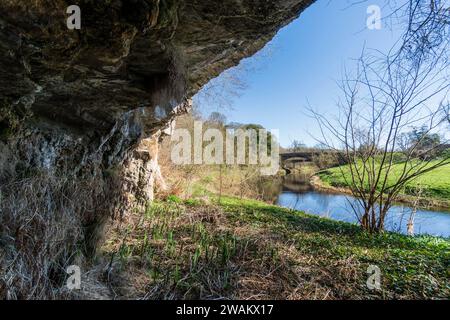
<box><xmin>1</xmin><ymin>0</ymin><xmax>313</xmax><ymax>132</ymax></box>
<box><xmin>0</xmin><ymin>0</ymin><xmax>314</xmax><ymax>298</ymax></box>
<box><xmin>0</xmin><ymin>0</ymin><xmax>314</xmax><ymax>191</ymax></box>
<box><xmin>1</xmin><ymin>0</ymin><xmax>314</xmax><ymax>281</ymax></box>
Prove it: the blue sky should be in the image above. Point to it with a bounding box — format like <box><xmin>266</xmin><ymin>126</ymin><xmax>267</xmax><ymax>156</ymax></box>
<box><xmin>194</xmin><ymin>0</ymin><xmax>403</xmax><ymax>147</ymax></box>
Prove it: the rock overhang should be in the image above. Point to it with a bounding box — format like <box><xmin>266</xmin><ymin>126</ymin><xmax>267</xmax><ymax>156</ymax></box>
<box><xmin>0</xmin><ymin>0</ymin><xmax>315</xmax><ymax>134</ymax></box>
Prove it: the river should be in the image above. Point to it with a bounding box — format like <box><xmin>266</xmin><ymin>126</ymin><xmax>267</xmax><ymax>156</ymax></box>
<box><xmin>265</xmin><ymin>174</ymin><xmax>450</xmax><ymax>238</ymax></box>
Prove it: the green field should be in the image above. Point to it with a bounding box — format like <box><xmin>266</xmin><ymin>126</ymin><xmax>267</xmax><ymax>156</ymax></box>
<box><xmin>318</xmin><ymin>161</ymin><xmax>450</xmax><ymax>202</ymax></box>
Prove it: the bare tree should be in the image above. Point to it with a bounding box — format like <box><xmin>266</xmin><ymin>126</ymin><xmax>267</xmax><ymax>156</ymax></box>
<box><xmin>406</xmin><ymin>185</ymin><xmax>424</xmax><ymax>236</ymax></box>
<box><xmin>207</xmin><ymin>111</ymin><xmax>228</xmax><ymax>126</ymax></box>
<box><xmin>289</xmin><ymin>139</ymin><xmax>307</xmax><ymax>152</ymax></box>
<box><xmin>194</xmin><ymin>45</ymin><xmax>274</xmax><ymax>112</ymax></box>
<box><xmin>310</xmin><ymin>0</ymin><xmax>450</xmax><ymax>233</ymax></box>
<box><xmin>444</xmin><ymin>102</ymin><xmax>450</xmax><ymax>125</ymax></box>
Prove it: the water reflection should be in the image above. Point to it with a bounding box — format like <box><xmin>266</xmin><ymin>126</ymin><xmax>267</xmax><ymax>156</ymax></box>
<box><xmin>272</xmin><ymin>175</ymin><xmax>450</xmax><ymax>237</ymax></box>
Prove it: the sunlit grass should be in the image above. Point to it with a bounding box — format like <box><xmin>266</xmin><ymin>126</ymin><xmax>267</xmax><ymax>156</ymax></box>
<box><xmin>318</xmin><ymin>161</ymin><xmax>450</xmax><ymax>201</ymax></box>
<box><xmin>103</xmin><ymin>195</ymin><xmax>450</xmax><ymax>299</ymax></box>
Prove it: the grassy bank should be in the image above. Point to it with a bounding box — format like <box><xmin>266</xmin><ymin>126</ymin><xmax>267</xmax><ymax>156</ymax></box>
<box><xmin>101</xmin><ymin>195</ymin><xmax>450</xmax><ymax>300</ymax></box>
<box><xmin>317</xmin><ymin>162</ymin><xmax>450</xmax><ymax>208</ymax></box>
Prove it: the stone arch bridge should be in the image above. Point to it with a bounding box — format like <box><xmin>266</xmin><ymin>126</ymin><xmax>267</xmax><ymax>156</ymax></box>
<box><xmin>280</xmin><ymin>150</ymin><xmax>345</xmax><ymax>173</ymax></box>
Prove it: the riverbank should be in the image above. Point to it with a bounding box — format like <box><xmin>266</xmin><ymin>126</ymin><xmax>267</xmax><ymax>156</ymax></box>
<box><xmin>99</xmin><ymin>195</ymin><xmax>450</xmax><ymax>300</ymax></box>
<box><xmin>313</xmin><ymin>163</ymin><xmax>450</xmax><ymax>210</ymax></box>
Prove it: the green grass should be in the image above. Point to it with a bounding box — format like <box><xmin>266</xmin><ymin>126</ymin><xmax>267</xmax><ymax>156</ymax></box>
<box><xmin>103</xmin><ymin>195</ymin><xmax>450</xmax><ymax>299</ymax></box>
<box><xmin>318</xmin><ymin>161</ymin><xmax>450</xmax><ymax>202</ymax></box>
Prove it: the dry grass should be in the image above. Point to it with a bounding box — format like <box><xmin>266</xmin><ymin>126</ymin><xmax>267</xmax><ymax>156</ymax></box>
<box><xmin>0</xmin><ymin>172</ymin><xmax>120</xmax><ymax>299</ymax></box>
<box><xmin>101</xmin><ymin>199</ymin><xmax>347</xmax><ymax>300</ymax></box>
